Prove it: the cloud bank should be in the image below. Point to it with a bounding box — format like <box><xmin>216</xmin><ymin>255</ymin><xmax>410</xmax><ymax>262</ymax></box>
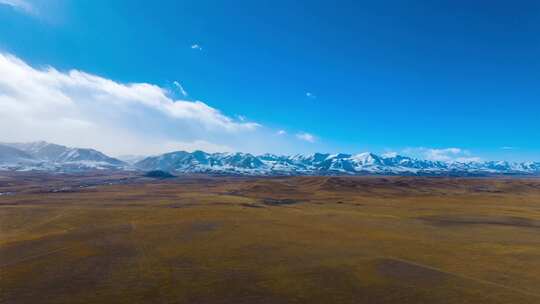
<box><xmin>296</xmin><ymin>132</ymin><xmax>316</xmax><ymax>143</ymax></box>
<box><xmin>403</xmin><ymin>147</ymin><xmax>481</xmax><ymax>163</ymax></box>
<box><xmin>0</xmin><ymin>53</ymin><xmax>273</xmax><ymax>155</ymax></box>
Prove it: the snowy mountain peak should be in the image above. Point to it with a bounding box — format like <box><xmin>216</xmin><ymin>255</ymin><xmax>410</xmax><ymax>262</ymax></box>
<box><xmin>351</xmin><ymin>152</ymin><xmax>381</xmax><ymax>165</ymax></box>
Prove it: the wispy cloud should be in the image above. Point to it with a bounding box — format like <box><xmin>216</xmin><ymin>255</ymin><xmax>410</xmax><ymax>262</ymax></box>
<box><xmin>191</xmin><ymin>44</ymin><xmax>202</xmax><ymax>51</ymax></box>
<box><xmin>296</xmin><ymin>132</ymin><xmax>316</xmax><ymax>143</ymax></box>
<box><xmin>501</xmin><ymin>146</ymin><xmax>518</xmax><ymax>150</ymax></box>
<box><xmin>173</xmin><ymin>81</ymin><xmax>188</xmax><ymax>97</ymax></box>
<box><xmin>403</xmin><ymin>147</ymin><xmax>481</xmax><ymax>163</ymax></box>
<box><xmin>0</xmin><ymin>0</ymin><xmax>35</xmax><ymax>14</ymax></box>
<box><xmin>276</xmin><ymin>130</ymin><xmax>287</xmax><ymax>135</ymax></box>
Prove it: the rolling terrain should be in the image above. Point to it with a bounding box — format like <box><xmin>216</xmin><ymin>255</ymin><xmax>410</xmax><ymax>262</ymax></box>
<box><xmin>1</xmin><ymin>173</ymin><xmax>540</xmax><ymax>303</ymax></box>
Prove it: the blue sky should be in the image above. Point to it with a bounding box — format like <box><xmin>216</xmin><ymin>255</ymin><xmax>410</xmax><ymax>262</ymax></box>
<box><xmin>0</xmin><ymin>0</ymin><xmax>539</xmax><ymax>161</ymax></box>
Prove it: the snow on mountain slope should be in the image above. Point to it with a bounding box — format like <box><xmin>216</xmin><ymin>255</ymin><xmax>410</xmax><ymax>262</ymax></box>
<box><xmin>0</xmin><ymin>144</ymin><xmax>35</xmax><ymax>162</ymax></box>
<box><xmin>135</xmin><ymin>151</ymin><xmax>269</xmax><ymax>174</ymax></box>
<box><xmin>1</xmin><ymin>141</ymin><xmax>127</xmax><ymax>171</ymax></box>
<box><xmin>7</xmin><ymin>141</ymin><xmax>68</xmax><ymax>161</ymax></box>
<box><xmin>1</xmin><ymin>141</ymin><xmax>539</xmax><ymax>175</ymax></box>
<box><xmin>0</xmin><ymin>144</ymin><xmax>40</xmax><ymax>171</ymax></box>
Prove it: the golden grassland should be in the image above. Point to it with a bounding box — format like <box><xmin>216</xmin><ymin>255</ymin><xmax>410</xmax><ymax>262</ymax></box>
<box><xmin>1</xmin><ymin>173</ymin><xmax>540</xmax><ymax>303</ymax></box>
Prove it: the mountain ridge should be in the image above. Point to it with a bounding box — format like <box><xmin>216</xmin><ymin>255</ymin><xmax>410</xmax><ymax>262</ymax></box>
<box><xmin>133</xmin><ymin>150</ymin><xmax>540</xmax><ymax>176</ymax></box>
<box><xmin>0</xmin><ymin>141</ymin><xmax>539</xmax><ymax>176</ymax></box>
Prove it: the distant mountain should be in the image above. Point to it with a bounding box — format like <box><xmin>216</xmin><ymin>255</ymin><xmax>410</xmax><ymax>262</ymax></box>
<box><xmin>134</xmin><ymin>150</ymin><xmax>540</xmax><ymax>176</ymax></box>
<box><xmin>1</xmin><ymin>141</ymin><xmax>539</xmax><ymax>175</ymax></box>
<box><xmin>0</xmin><ymin>144</ymin><xmax>37</xmax><ymax>164</ymax></box>
<box><xmin>0</xmin><ymin>141</ymin><xmax>127</xmax><ymax>171</ymax></box>
<box><xmin>8</xmin><ymin>141</ymin><xmax>70</xmax><ymax>162</ymax></box>
<box><xmin>135</xmin><ymin>151</ymin><xmax>266</xmax><ymax>174</ymax></box>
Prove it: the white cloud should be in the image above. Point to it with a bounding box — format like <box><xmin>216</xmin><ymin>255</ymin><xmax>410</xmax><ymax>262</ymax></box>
<box><xmin>306</xmin><ymin>92</ymin><xmax>316</xmax><ymax>99</ymax></box>
<box><xmin>382</xmin><ymin>151</ymin><xmax>398</xmax><ymax>158</ymax></box>
<box><xmin>191</xmin><ymin>44</ymin><xmax>202</xmax><ymax>50</ymax></box>
<box><xmin>276</xmin><ymin>130</ymin><xmax>287</xmax><ymax>135</ymax></box>
<box><xmin>296</xmin><ymin>132</ymin><xmax>316</xmax><ymax>143</ymax></box>
<box><xmin>455</xmin><ymin>157</ymin><xmax>482</xmax><ymax>163</ymax></box>
<box><xmin>0</xmin><ymin>0</ymin><xmax>34</xmax><ymax>14</ymax></box>
<box><xmin>0</xmin><ymin>52</ymin><xmax>265</xmax><ymax>155</ymax></box>
<box><xmin>173</xmin><ymin>81</ymin><xmax>188</xmax><ymax>97</ymax></box>
<box><xmin>425</xmin><ymin>148</ymin><xmax>462</xmax><ymax>161</ymax></box>
<box><xmin>403</xmin><ymin>147</ymin><xmax>481</xmax><ymax>163</ymax></box>
<box><xmin>159</xmin><ymin>140</ymin><xmax>233</xmax><ymax>154</ymax></box>
<box><xmin>501</xmin><ymin>146</ymin><xmax>518</xmax><ymax>150</ymax></box>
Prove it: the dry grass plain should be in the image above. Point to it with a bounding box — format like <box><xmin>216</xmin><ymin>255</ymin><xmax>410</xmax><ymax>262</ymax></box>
<box><xmin>1</xmin><ymin>173</ymin><xmax>540</xmax><ymax>304</ymax></box>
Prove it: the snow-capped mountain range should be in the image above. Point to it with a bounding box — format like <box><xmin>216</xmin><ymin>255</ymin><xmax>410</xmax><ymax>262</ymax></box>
<box><xmin>135</xmin><ymin>150</ymin><xmax>540</xmax><ymax>176</ymax></box>
<box><xmin>1</xmin><ymin>141</ymin><xmax>539</xmax><ymax>176</ymax></box>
